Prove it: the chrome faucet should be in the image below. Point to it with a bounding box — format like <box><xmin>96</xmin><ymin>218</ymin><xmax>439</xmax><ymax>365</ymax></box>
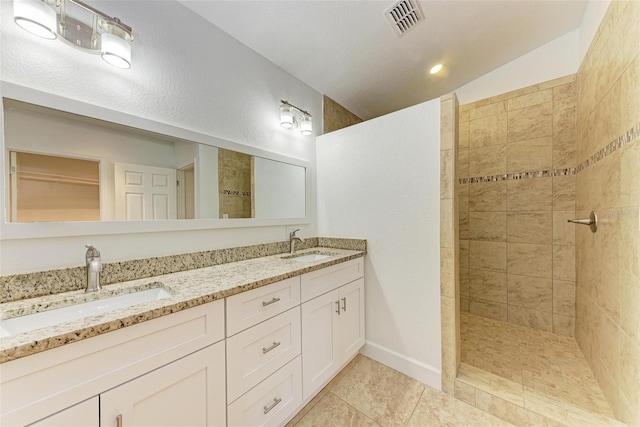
<box><xmin>85</xmin><ymin>244</ymin><xmax>102</xmax><ymax>293</ymax></box>
<box><xmin>289</xmin><ymin>229</ymin><xmax>304</xmax><ymax>255</ymax></box>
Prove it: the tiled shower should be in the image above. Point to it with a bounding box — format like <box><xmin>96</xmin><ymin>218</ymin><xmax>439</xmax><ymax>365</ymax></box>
<box><xmin>458</xmin><ymin>75</ymin><xmax>578</xmax><ymax>336</ymax></box>
<box><xmin>452</xmin><ymin>1</ymin><xmax>640</xmax><ymax>424</ymax></box>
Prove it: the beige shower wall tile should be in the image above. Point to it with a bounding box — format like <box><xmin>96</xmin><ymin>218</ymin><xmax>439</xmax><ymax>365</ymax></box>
<box><xmin>458</xmin><ymin>149</ymin><xmax>470</xmax><ymax>179</ymax></box>
<box><xmin>440</xmin><ymin>200</ymin><xmax>454</xmax><ymax>248</ymax></box>
<box><xmin>620</xmin><ymin>331</ymin><xmax>640</xmax><ymax>419</ymax></box>
<box><xmin>553</xmin><ymin>97</ymin><xmax>577</xmax><ymax>133</ymax></box>
<box><xmin>535</xmin><ymin>74</ymin><xmax>576</xmax><ymax>91</ymax></box>
<box><xmin>508</xmin><ymin>274</ymin><xmax>552</xmax><ymax>312</ymax></box>
<box><xmin>469</xmin><ymin>101</ymin><xmax>507</xmax><ymax>121</ymax></box>
<box><xmin>507</xmin><ymin>306</ymin><xmax>552</xmax><ymax>332</ymax></box>
<box><xmin>507</xmin><ymin>102</ymin><xmax>553</xmax><ymax>142</ymax></box>
<box><xmin>459</xmin><ymin>109</ymin><xmax>470</xmax><ymax>123</ymax></box>
<box><xmin>507</xmin><ymin>137</ymin><xmax>552</xmax><ymax>173</ymax></box>
<box><xmin>470</xmin><ymin>269</ymin><xmax>507</xmax><ymax>304</ymax></box>
<box><xmin>507</xmin><ymin>243</ymin><xmax>552</xmax><ymax>278</ymax></box>
<box><xmin>470</xmin><ymin>299</ymin><xmax>507</xmax><ymax>322</ymax></box>
<box><xmin>552</xmin><ymin>175</ymin><xmax>575</xmax><ymax>211</ymax></box>
<box><xmin>553</xmin><ymin>279</ymin><xmax>576</xmax><ymax>316</ymax></box>
<box><xmin>507</xmin><ymin>137</ymin><xmax>553</xmax><ymax>173</ymax></box>
<box><xmin>470</xmin><ymin>241</ymin><xmax>507</xmax><ymax>272</ymax></box>
<box><xmin>507</xmin><ymin>211</ymin><xmax>552</xmax><ymax>244</ymax></box>
<box><xmin>469</xmin><ymin>212</ymin><xmax>506</xmax><ymax>242</ymax></box>
<box><xmin>469</xmin><ymin>144</ymin><xmax>507</xmax><ymax>177</ymax></box>
<box><xmin>458</xmin><ymin>183</ymin><xmax>469</xmax><ymax>213</ymax></box>
<box><xmin>507</xmin><ymin>89</ymin><xmax>553</xmax><ymax>111</ymax></box>
<box><xmin>553</xmin><ymin>81</ymin><xmax>577</xmax><ymax>100</ymax></box>
<box><xmin>552</xmin><ymin>314</ymin><xmax>575</xmax><ymax>337</ymax></box>
<box><xmin>460</xmin><ymin>267</ymin><xmax>470</xmax><ymax>297</ymax></box>
<box><xmin>459</xmin><ymin>210</ymin><xmax>469</xmax><ymax>240</ymax></box>
<box><xmin>460</xmin><ymin>240</ymin><xmax>470</xmax><ymax>269</ymax></box>
<box><xmin>553</xmin><ymin>211</ymin><xmax>575</xmax><ymax>246</ymax></box>
<box><xmin>507</xmin><ymin>178</ymin><xmax>552</xmax><ymax>211</ymax></box>
<box><xmin>459</xmin><ymin>120</ymin><xmax>470</xmax><ymax>150</ymax></box>
<box><xmin>441</xmin><ymin>247</ymin><xmax>455</xmax><ymax>298</ymax></box>
<box><xmin>469</xmin><ymin>181</ymin><xmax>507</xmax><ymax>212</ymax></box>
<box><xmin>553</xmin><ymin>245</ymin><xmax>575</xmax><ymax>281</ymax></box>
<box><xmin>440</xmin><ymin>99</ymin><xmax>454</xmax><ymax>151</ymax></box>
<box><xmin>469</xmin><ymin>114</ymin><xmax>507</xmax><ymax>149</ymax></box>
<box><xmin>621</xmin><ymin>270</ymin><xmax>640</xmax><ymax>343</ymax></box>
<box><xmin>552</xmin><ymin>127</ymin><xmax>577</xmax><ymax>169</ymax></box>
<box><xmin>441</xmin><ymin>149</ymin><xmax>454</xmax><ymax>199</ymax></box>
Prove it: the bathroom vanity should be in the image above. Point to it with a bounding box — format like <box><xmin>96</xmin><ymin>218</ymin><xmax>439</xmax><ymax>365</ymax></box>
<box><xmin>0</xmin><ymin>249</ymin><xmax>365</xmax><ymax>427</ymax></box>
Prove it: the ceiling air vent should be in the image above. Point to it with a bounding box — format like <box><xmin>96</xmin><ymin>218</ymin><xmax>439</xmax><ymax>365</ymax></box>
<box><xmin>385</xmin><ymin>0</ymin><xmax>424</xmax><ymax>38</ymax></box>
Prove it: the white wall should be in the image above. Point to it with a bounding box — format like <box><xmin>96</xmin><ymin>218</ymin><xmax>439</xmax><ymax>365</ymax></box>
<box><xmin>578</xmin><ymin>0</ymin><xmax>611</xmax><ymax>62</ymax></box>
<box><xmin>316</xmin><ymin>100</ymin><xmax>442</xmax><ymax>388</ymax></box>
<box><xmin>455</xmin><ymin>29</ymin><xmax>580</xmax><ymax>105</ymax></box>
<box><xmin>0</xmin><ymin>0</ymin><xmax>321</xmax><ymax>274</ymax></box>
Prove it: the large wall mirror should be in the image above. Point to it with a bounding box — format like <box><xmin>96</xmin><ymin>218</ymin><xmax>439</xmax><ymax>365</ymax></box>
<box><xmin>0</xmin><ymin>83</ymin><xmax>310</xmax><ymax>239</ymax></box>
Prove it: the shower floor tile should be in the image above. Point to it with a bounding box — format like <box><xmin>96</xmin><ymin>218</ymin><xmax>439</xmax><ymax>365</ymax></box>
<box><xmin>460</xmin><ymin>312</ymin><xmax>615</xmax><ymax>420</ymax></box>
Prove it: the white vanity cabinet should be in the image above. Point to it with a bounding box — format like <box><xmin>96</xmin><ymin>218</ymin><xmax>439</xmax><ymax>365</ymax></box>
<box><xmin>100</xmin><ymin>341</ymin><xmax>226</xmax><ymax>427</ymax></box>
<box><xmin>28</xmin><ymin>398</ymin><xmax>99</xmax><ymax>427</ymax></box>
<box><xmin>301</xmin><ymin>259</ymin><xmax>365</xmax><ymax>401</ymax></box>
<box><xmin>1</xmin><ymin>300</ymin><xmax>226</xmax><ymax>427</ymax></box>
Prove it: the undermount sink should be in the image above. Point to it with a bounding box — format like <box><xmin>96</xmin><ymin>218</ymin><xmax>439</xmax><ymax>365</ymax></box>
<box><xmin>282</xmin><ymin>251</ymin><xmax>337</xmax><ymax>263</ymax></box>
<box><xmin>0</xmin><ymin>287</ymin><xmax>172</xmax><ymax>338</ymax></box>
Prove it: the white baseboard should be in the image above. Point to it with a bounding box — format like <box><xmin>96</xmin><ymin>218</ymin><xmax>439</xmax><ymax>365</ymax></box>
<box><xmin>361</xmin><ymin>341</ymin><xmax>441</xmax><ymax>390</ymax></box>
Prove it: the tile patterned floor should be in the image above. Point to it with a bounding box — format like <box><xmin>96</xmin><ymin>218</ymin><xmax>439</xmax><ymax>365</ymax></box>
<box><xmin>286</xmin><ymin>354</ymin><xmax>513</xmax><ymax>427</ymax></box>
<box><xmin>460</xmin><ymin>312</ymin><xmax>613</xmax><ymax>418</ymax></box>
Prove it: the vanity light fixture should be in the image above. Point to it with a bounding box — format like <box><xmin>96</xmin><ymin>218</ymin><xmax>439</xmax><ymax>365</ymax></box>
<box><xmin>13</xmin><ymin>0</ymin><xmax>134</xmax><ymax>69</ymax></box>
<box><xmin>280</xmin><ymin>100</ymin><xmax>313</xmax><ymax>136</ymax></box>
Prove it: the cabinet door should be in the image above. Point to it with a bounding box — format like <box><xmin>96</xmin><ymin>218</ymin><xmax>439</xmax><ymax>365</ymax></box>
<box><xmin>301</xmin><ymin>289</ymin><xmax>340</xmax><ymax>401</ymax></box>
<box><xmin>100</xmin><ymin>341</ymin><xmax>226</xmax><ymax>427</ymax></box>
<box><xmin>337</xmin><ymin>278</ymin><xmax>365</xmax><ymax>363</ymax></box>
<box><xmin>28</xmin><ymin>397</ymin><xmax>98</xmax><ymax>427</ymax></box>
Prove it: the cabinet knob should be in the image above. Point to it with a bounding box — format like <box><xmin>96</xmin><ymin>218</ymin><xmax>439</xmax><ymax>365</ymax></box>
<box><xmin>335</xmin><ymin>300</ymin><xmax>341</xmax><ymax>315</ymax></box>
<box><xmin>341</xmin><ymin>297</ymin><xmax>347</xmax><ymax>312</ymax></box>
<box><xmin>262</xmin><ymin>341</ymin><xmax>281</xmax><ymax>354</ymax></box>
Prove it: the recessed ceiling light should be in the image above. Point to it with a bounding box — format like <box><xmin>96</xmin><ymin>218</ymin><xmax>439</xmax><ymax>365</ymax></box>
<box><xmin>429</xmin><ymin>64</ymin><xmax>443</xmax><ymax>75</ymax></box>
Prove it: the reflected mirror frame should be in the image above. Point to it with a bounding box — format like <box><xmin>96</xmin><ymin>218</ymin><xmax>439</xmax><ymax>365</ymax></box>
<box><xmin>0</xmin><ymin>82</ymin><xmax>311</xmax><ymax>240</ymax></box>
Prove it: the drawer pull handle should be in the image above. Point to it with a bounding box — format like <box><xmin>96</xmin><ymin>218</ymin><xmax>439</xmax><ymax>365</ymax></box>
<box><xmin>262</xmin><ymin>297</ymin><xmax>281</xmax><ymax>306</ymax></box>
<box><xmin>341</xmin><ymin>297</ymin><xmax>347</xmax><ymax>312</ymax></box>
<box><xmin>336</xmin><ymin>300</ymin><xmax>341</xmax><ymax>315</ymax></box>
<box><xmin>116</xmin><ymin>414</ymin><xmax>123</xmax><ymax>427</ymax></box>
<box><xmin>262</xmin><ymin>341</ymin><xmax>281</xmax><ymax>354</ymax></box>
<box><xmin>263</xmin><ymin>397</ymin><xmax>282</xmax><ymax>414</ymax></box>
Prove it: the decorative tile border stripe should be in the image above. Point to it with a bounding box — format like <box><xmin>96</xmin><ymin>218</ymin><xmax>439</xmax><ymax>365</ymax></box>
<box><xmin>458</xmin><ymin>168</ymin><xmax>575</xmax><ymax>184</ymax></box>
<box><xmin>576</xmin><ymin>122</ymin><xmax>639</xmax><ymax>173</ymax></box>
<box><xmin>458</xmin><ymin>122</ymin><xmax>639</xmax><ymax>185</ymax></box>
<box><xmin>223</xmin><ymin>189</ymin><xmax>251</xmax><ymax>197</ymax></box>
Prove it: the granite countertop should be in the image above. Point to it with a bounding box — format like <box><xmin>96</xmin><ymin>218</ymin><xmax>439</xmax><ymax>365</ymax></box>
<box><xmin>0</xmin><ymin>247</ymin><xmax>364</xmax><ymax>364</ymax></box>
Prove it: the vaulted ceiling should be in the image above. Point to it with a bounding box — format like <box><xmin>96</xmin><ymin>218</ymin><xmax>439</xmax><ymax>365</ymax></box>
<box><xmin>181</xmin><ymin>1</ymin><xmax>588</xmax><ymax>120</ymax></box>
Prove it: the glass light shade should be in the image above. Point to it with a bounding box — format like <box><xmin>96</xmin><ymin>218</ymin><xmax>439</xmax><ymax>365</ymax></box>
<box><xmin>280</xmin><ymin>105</ymin><xmax>294</xmax><ymax>129</ymax></box>
<box><xmin>13</xmin><ymin>0</ymin><xmax>57</xmax><ymax>40</ymax></box>
<box><xmin>300</xmin><ymin>114</ymin><xmax>313</xmax><ymax>136</ymax></box>
<box><xmin>101</xmin><ymin>32</ymin><xmax>131</xmax><ymax>69</ymax></box>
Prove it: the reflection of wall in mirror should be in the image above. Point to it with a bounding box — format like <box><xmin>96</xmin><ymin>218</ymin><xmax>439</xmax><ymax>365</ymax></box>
<box><xmin>3</xmin><ymin>100</ymin><xmax>179</xmax><ymax>222</ymax></box>
<box><xmin>253</xmin><ymin>157</ymin><xmax>305</xmax><ymax>218</ymax></box>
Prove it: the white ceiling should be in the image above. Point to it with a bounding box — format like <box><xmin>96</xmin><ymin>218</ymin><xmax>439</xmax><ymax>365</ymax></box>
<box><xmin>180</xmin><ymin>0</ymin><xmax>588</xmax><ymax>120</ymax></box>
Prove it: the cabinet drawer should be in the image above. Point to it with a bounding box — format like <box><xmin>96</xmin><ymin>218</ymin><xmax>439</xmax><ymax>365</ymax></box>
<box><xmin>226</xmin><ymin>277</ymin><xmax>301</xmax><ymax>337</ymax></box>
<box><xmin>227</xmin><ymin>356</ymin><xmax>302</xmax><ymax>427</ymax></box>
<box><xmin>301</xmin><ymin>258</ymin><xmax>364</xmax><ymax>302</ymax></box>
<box><xmin>227</xmin><ymin>307</ymin><xmax>301</xmax><ymax>403</ymax></box>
